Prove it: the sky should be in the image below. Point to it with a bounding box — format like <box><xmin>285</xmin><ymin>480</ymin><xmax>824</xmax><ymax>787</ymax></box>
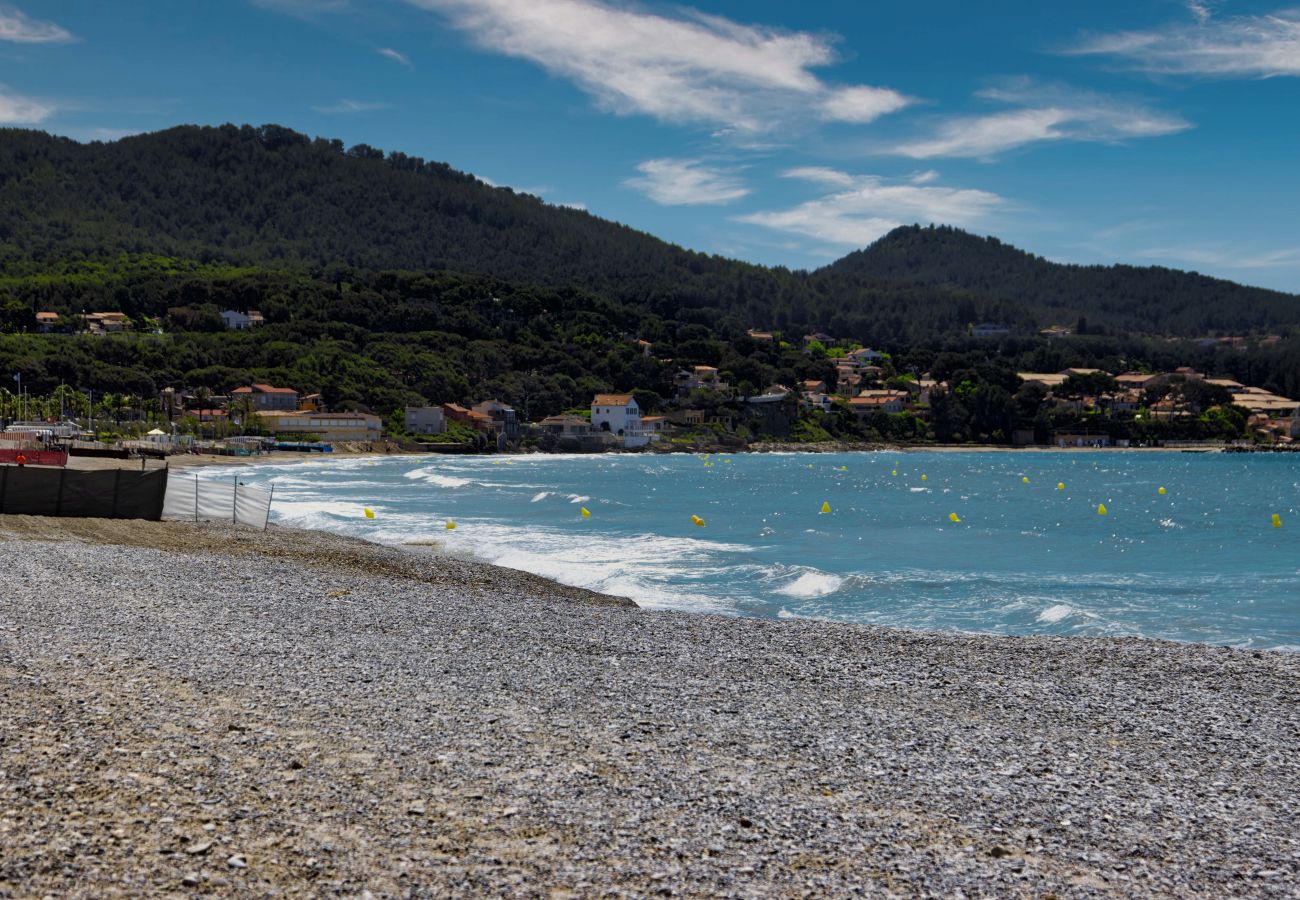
<box><xmin>3</xmin><ymin>0</ymin><xmax>1300</xmax><ymax>291</ymax></box>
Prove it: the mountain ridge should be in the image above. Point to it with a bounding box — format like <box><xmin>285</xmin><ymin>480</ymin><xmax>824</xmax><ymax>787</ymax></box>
<box><xmin>1</xmin><ymin>123</ymin><xmax>1296</xmax><ymax>338</ymax></box>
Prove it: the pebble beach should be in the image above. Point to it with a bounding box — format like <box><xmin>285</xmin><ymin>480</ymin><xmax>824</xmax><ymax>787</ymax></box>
<box><xmin>1</xmin><ymin>517</ymin><xmax>1298</xmax><ymax>897</ymax></box>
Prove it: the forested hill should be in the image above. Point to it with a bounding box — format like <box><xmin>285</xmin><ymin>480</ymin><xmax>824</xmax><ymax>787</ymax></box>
<box><xmin>0</xmin><ymin>124</ymin><xmax>1296</xmax><ymax>338</ymax></box>
<box><xmin>827</xmin><ymin>225</ymin><xmax>1299</xmax><ymax>335</ymax></box>
<box><xmin>0</xmin><ymin>123</ymin><xmax>786</xmax><ymax>315</ymax></box>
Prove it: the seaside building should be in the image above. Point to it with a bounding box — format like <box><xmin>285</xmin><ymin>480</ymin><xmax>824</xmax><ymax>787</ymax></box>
<box><xmin>232</xmin><ymin>383</ymin><xmax>299</xmax><ymax>411</ymax></box>
<box><xmin>472</xmin><ymin>400</ymin><xmax>520</xmax><ymax>439</ymax></box>
<box><xmin>442</xmin><ymin>403</ymin><xmax>494</xmax><ymax>433</ymax></box>
<box><xmin>254</xmin><ymin>410</ymin><xmax>382</xmax><ymax>442</ymax></box>
<box><xmin>35</xmin><ymin>312</ymin><xmax>60</xmax><ymax>333</ymax></box>
<box><xmin>591</xmin><ymin>393</ymin><xmax>656</xmax><ymax>447</ymax></box>
<box><xmin>405</xmin><ymin>406</ymin><xmax>446</xmax><ymax>435</ymax></box>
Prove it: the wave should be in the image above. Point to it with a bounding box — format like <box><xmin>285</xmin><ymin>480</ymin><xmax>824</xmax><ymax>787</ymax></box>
<box><xmin>774</xmin><ymin>568</ymin><xmax>845</xmax><ymax>599</ymax></box>
<box><xmin>531</xmin><ymin>491</ymin><xmax>552</xmax><ymax>502</ymax></box>
<box><xmin>403</xmin><ymin>467</ymin><xmax>472</xmax><ymax>488</ymax></box>
<box><xmin>1037</xmin><ymin>603</ymin><xmax>1074</xmax><ymax>623</ymax></box>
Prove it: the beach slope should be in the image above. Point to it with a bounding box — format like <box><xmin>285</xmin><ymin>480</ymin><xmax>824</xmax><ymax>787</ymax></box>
<box><xmin>1</xmin><ymin>519</ymin><xmax>1296</xmax><ymax>896</ymax></box>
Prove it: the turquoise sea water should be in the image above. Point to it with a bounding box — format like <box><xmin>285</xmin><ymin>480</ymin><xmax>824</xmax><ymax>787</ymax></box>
<box><xmin>205</xmin><ymin>451</ymin><xmax>1300</xmax><ymax>649</ymax></box>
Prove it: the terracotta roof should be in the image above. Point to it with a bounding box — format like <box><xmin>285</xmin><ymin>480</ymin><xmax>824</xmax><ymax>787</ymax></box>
<box><xmin>233</xmin><ymin>384</ymin><xmax>298</xmax><ymax>395</ymax></box>
<box><xmin>593</xmin><ymin>394</ymin><xmax>635</xmax><ymax>406</ymax></box>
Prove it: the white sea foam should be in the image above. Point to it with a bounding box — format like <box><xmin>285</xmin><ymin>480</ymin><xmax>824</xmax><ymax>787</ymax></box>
<box><xmin>403</xmin><ymin>468</ymin><xmax>472</xmax><ymax>488</ymax></box>
<box><xmin>568</xmin><ymin>494</ymin><xmax>590</xmax><ymax>504</ymax></box>
<box><xmin>1037</xmin><ymin>603</ymin><xmax>1074</xmax><ymax>623</ymax></box>
<box><xmin>531</xmin><ymin>491</ymin><xmax>552</xmax><ymax>502</ymax></box>
<box><xmin>775</xmin><ymin>568</ymin><xmax>845</xmax><ymax>599</ymax></box>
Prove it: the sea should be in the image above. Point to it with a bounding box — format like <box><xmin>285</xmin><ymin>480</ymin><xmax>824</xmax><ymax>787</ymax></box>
<box><xmin>202</xmin><ymin>451</ymin><xmax>1300</xmax><ymax>650</ymax></box>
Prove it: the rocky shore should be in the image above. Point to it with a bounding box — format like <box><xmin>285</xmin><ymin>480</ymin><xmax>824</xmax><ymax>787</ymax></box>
<box><xmin>1</xmin><ymin>517</ymin><xmax>1297</xmax><ymax>897</ymax></box>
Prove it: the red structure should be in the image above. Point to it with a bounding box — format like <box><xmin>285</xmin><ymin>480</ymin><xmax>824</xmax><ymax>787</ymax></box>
<box><xmin>0</xmin><ymin>449</ymin><xmax>69</xmax><ymax>467</ymax></box>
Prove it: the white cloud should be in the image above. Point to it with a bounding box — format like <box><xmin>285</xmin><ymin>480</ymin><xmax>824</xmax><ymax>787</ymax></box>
<box><xmin>1186</xmin><ymin>1</ymin><xmax>1215</xmax><ymax>24</ymax></box>
<box><xmin>625</xmin><ymin>158</ymin><xmax>750</xmax><ymax>206</ymax></box>
<box><xmin>1135</xmin><ymin>244</ymin><xmax>1300</xmax><ymax>269</ymax></box>
<box><xmin>736</xmin><ymin>169</ymin><xmax>1004</xmax><ymax>247</ymax></box>
<box><xmin>1069</xmin><ymin>7</ymin><xmax>1300</xmax><ymax>77</ymax></box>
<box><xmin>782</xmin><ymin>166</ymin><xmax>858</xmax><ymax>188</ymax></box>
<box><xmin>377</xmin><ymin>47</ymin><xmax>411</xmax><ymax>67</ymax></box>
<box><xmin>890</xmin><ymin>81</ymin><xmax>1189</xmax><ymax>159</ymax></box>
<box><xmin>251</xmin><ymin>0</ymin><xmax>347</xmax><ymax>15</ymax></box>
<box><xmin>0</xmin><ymin>86</ymin><xmax>51</xmax><ymax>124</ymax></box>
<box><xmin>313</xmin><ymin>98</ymin><xmax>390</xmax><ymax>114</ymax></box>
<box><xmin>404</xmin><ymin>0</ymin><xmax>910</xmax><ymax>132</ymax></box>
<box><xmin>0</xmin><ymin>6</ymin><xmax>74</xmax><ymax>43</ymax></box>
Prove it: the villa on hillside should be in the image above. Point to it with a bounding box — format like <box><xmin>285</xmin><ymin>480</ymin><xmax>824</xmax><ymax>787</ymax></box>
<box><xmin>221</xmin><ymin>309</ymin><xmax>265</xmax><ymax>330</ymax></box>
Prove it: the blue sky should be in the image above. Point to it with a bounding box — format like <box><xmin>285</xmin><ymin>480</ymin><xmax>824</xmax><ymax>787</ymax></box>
<box><xmin>4</xmin><ymin>1</ymin><xmax>1300</xmax><ymax>291</ymax></box>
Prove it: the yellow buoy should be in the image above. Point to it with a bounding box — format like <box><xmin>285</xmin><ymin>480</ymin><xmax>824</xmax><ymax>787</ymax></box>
<box><xmin>1097</xmin><ymin>503</ymin><xmax>1108</xmax><ymax>516</ymax></box>
<box><xmin>580</xmin><ymin>507</ymin><xmax>591</xmax><ymax>518</ymax></box>
<box><xmin>691</xmin><ymin>514</ymin><xmax>705</xmax><ymax>527</ymax></box>
<box><xmin>891</xmin><ymin>469</ymin><xmax>897</xmax><ymax>476</ymax></box>
<box><xmin>1022</xmin><ymin>476</ymin><xmax>1029</xmax><ymax>484</ymax></box>
<box><xmin>1057</xmin><ymin>482</ymin><xmax>1065</xmax><ymax>490</ymax></box>
<box><xmin>445</xmin><ymin>520</ymin><xmax>456</xmax><ymax>530</ymax></box>
<box><xmin>920</xmin><ymin>474</ymin><xmax>927</xmax><ymax>482</ymax></box>
<box><xmin>363</xmin><ymin>507</ymin><xmax>375</xmax><ymax>519</ymax></box>
<box><xmin>948</xmin><ymin>512</ymin><xmax>961</xmax><ymax>523</ymax></box>
<box><xmin>1158</xmin><ymin>486</ymin><xmax>1167</xmax><ymax>495</ymax></box>
<box><xmin>839</xmin><ymin>466</ymin><xmax>847</xmax><ymax>471</ymax></box>
<box><xmin>1272</xmin><ymin>513</ymin><xmax>1283</xmax><ymax>528</ymax></box>
<box><xmin>820</xmin><ymin>501</ymin><xmax>831</xmax><ymax>514</ymax></box>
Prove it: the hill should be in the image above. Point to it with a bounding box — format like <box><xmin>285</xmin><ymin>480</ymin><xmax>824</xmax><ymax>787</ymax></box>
<box><xmin>825</xmin><ymin>225</ymin><xmax>1299</xmax><ymax>336</ymax></box>
<box><xmin>1</xmin><ymin>124</ymin><xmax>1296</xmax><ymax>340</ymax></box>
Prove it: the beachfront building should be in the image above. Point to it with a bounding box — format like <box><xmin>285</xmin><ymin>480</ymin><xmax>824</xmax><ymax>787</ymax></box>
<box><xmin>442</xmin><ymin>403</ymin><xmax>494</xmax><ymax>433</ymax></box>
<box><xmin>254</xmin><ymin>410</ymin><xmax>382</xmax><ymax>442</ymax></box>
<box><xmin>592</xmin><ymin>393</ymin><xmax>641</xmax><ymax>438</ymax></box>
<box><xmin>405</xmin><ymin>406</ymin><xmax>446</xmax><ymax>435</ymax></box>
<box><xmin>232</xmin><ymin>383</ymin><xmax>299</xmax><ymax>411</ymax></box>
<box><xmin>472</xmin><ymin>399</ymin><xmax>520</xmax><ymax>439</ymax></box>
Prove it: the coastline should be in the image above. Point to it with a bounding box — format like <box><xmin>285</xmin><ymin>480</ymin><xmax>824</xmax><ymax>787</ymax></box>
<box><xmin>1</xmin><ymin>516</ymin><xmax>1297</xmax><ymax>894</ymax></box>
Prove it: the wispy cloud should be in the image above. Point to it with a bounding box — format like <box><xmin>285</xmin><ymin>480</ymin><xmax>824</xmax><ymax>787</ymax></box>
<box><xmin>0</xmin><ymin>86</ymin><xmax>51</xmax><ymax>124</ymax></box>
<box><xmin>625</xmin><ymin>158</ymin><xmax>750</xmax><ymax>206</ymax></box>
<box><xmin>1134</xmin><ymin>244</ymin><xmax>1300</xmax><ymax>269</ymax></box>
<box><xmin>313</xmin><ymin>98</ymin><xmax>390</xmax><ymax>114</ymax></box>
<box><xmin>1069</xmin><ymin>6</ymin><xmax>1300</xmax><ymax>77</ymax></box>
<box><xmin>404</xmin><ymin>0</ymin><xmax>910</xmax><ymax>133</ymax></box>
<box><xmin>377</xmin><ymin>47</ymin><xmax>411</xmax><ymax>67</ymax></box>
<box><xmin>1186</xmin><ymin>1</ymin><xmax>1215</xmax><ymax>24</ymax></box>
<box><xmin>251</xmin><ymin>0</ymin><xmax>347</xmax><ymax>16</ymax></box>
<box><xmin>0</xmin><ymin>5</ymin><xmax>74</xmax><ymax>43</ymax></box>
<box><xmin>736</xmin><ymin>168</ymin><xmax>1004</xmax><ymax>247</ymax></box>
<box><xmin>889</xmin><ymin>80</ymin><xmax>1189</xmax><ymax>159</ymax></box>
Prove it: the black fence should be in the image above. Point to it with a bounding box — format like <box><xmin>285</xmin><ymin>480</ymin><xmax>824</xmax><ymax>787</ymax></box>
<box><xmin>0</xmin><ymin>466</ymin><xmax>168</xmax><ymax>520</ymax></box>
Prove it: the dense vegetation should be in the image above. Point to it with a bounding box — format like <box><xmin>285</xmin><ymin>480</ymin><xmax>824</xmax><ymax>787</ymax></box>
<box><xmin>0</xmin><ymin>123</ymin><xmax>1297</xmax><ymax>445</ymax></box>
<box><xmin>3</xmin><ymin>124</ymin><xmax>1297</xmax><ymax>340</ymax></box>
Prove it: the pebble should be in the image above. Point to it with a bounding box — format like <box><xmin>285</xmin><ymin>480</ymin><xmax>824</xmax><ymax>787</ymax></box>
<box><xmin>0</xmin><ymin>521</ymin><xmax>1296</xmax><ymax>897</ymax></box>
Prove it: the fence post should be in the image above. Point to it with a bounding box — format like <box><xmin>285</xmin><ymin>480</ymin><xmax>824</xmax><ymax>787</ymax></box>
<box><xmin>265</xmin><ymin>483</ymin><xmax>274</xmax><ymax>531</ymax></box>
<box><xmin>54</xmin><ymin>468</ymin><xmax>67</xmax><ymax>517</ymax></box>
<box><xmin>232</xmin><ymin>475</ymin><xmax>239</xmax><ymax>525</ymax></box>
<box><xmin>194</xmin><ymin>474</ymin><xmax>199</xmax><ymax>523</ymax></box>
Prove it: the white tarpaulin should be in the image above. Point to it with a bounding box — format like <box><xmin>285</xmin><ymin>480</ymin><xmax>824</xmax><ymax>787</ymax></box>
<box><xmin>163</xmin><ymin>472</ymin><xmax>272</xmax><ymax>529</ymax></box>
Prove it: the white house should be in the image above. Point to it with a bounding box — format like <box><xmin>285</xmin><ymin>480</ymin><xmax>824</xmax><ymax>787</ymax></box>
<box><xmin>221</xmin><ymin>309</ymin><xmax>265</xmax><ymax>330</ymax></box>
<box><xmin>591</xmin><ymin>393</ymin><xmax>656</xmax><ymax>447</ymax></box>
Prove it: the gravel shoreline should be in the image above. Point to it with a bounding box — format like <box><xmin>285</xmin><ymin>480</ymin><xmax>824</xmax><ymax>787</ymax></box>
<box><xmin>1</xmin><ymin>518</ymin><xmax>1297</xmax><ymax>897</ymax></box>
